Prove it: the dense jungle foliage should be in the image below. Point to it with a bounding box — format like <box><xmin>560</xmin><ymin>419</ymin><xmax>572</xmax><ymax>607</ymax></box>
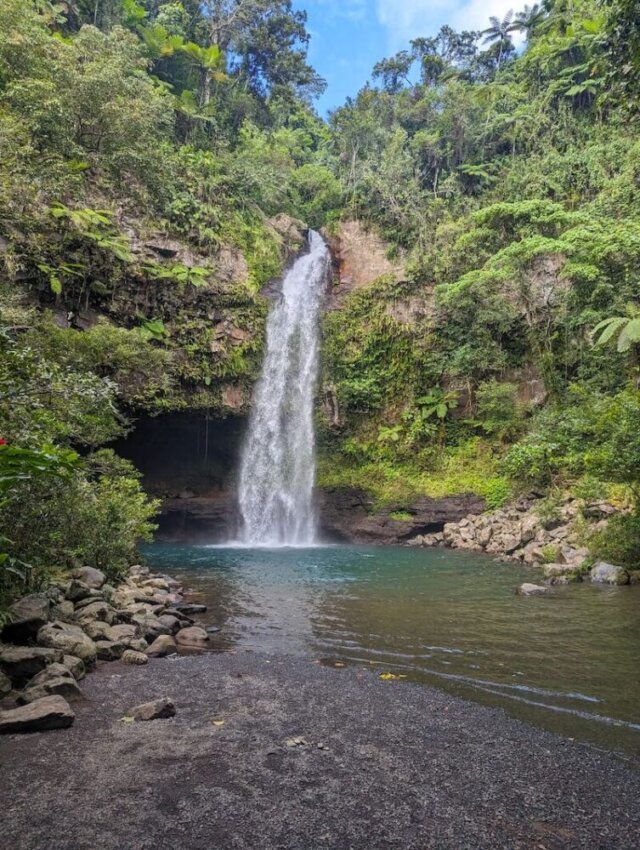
<box><xmin>0</xmin><ymin>0</ymin><xmax>639</xmax><ymax>604</ymax></box>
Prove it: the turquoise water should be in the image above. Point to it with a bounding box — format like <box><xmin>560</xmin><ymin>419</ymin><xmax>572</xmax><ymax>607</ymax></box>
<box><xmin>144</xmin><ymin>543</ymin><xmax>640</xmax><ymax>757</ymax></box>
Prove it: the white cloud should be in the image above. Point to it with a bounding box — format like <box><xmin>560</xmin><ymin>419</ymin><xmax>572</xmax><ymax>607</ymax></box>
<box><xmin>375</xmin><ymin>0</ymin><xmax>524</xmax><ymax>46</ymax></box>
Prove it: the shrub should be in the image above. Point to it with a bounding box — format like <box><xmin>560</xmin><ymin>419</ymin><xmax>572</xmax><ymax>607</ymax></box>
<box><xmin>589</xmin><ymin>513</ymin><xmax>640</xmax><ymax>569</ymax></box>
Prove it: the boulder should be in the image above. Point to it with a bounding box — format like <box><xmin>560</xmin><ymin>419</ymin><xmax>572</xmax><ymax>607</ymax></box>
<box><xmin>174</xmin><ymin>603</ymin><xmax>207</xmax><ymax>615</ymax></box>
<box><xmin>19</xmin><ymin>665</ymin><xmax>84</xmax><ymax>704</ymax></box>
<box><xmin>65</xmin><ymin>580</ymin><xmax>93</xmax><ymax>602</ymax></box>
<box><xmin>131</xmin><ymin>614</ymin><xmax>172</xmax><ymax>641</ymax></box>
<box><xmin>106</xmin><ymin>623</ymin><xmax>138</xmax><ymax>642</ymax></box>
<box><xmin>157</xmin><ymin>614</ymin><xmax>180</xmax><ymax>633</ymax></box>
<box><xmin>590</xmin><ymin>561</ymin><xmax>630</xmax><ymax>586</ymax></box>
<box><xmin>75</xmin><ymin>600</ymin><xmax>116</xmax><ymax>625</ymax></box>
<box><xmin>146</xmin><ymin>635</ymin><xmax>177</xmax><ymax>657</ymax></box>
<box><xmin>142</xmin><ymin>578</ymin><xmax>171</xmax><ymax>592</ymax></box>
<box><xmin>83</xmin><ymin>621</ymin><xmax>111</xmax><ymax>642</ymax></box>
<box><xmin>37</xmin><ymin>621</ymin><xmax>98</xmax><ymax>665</ymax></box>
<box><xmin>51</xmin><ymin>600</ymin><xmax>75</xmax><ymax>622</ymax></box>
<box><xmin>516</xmin><ymin>583</ymin><xmax>549</xmax><ymax>597</ymax></box>
<box><xmin>0</xmin><ymin>669</ymin><xmax>11</xmax><ymax>697</ymax></box>
<box><xmin>95</xmin><ymin>640</ymin><xmax>125</xmax><ymax>661</ymax></box>
<box><xmin>520</xmin><ymin>515</ymin><xmax>539</xmax><ymax>545</ymax></box>
<box><xmin>1</xmin><ymin>594</ymin><xmax>50</xmax><ymax>643</ymax></box>
<box><xmin>124</xmin><ymin>639</ymin><xmax>148</xmax><ymax>653</ymax></box>
<box><xmin>73</xmin><ymin>567</ymin><xmax>106</xmax><ymax>589</ymax></box>
<box><xmin>0</xmin><ymin>695</ymin><xmax>75</xmax><ymax>734</ymax></box>
<box><xmin>121</xmin><ymin>650</ymin><xmax>148</xmax><ymax>665</ymax></box>
<box><xmin>130</xmin><ymin>697</ymin><xmax>175</xmax><ymax>721</ymax></box>
<box><xmin>175</xmin><ymin>626</ymin><xmax>209</xmax><ymax>648</ymax></box>
<box><xmin>62</xmin><ymin>655</ymin><xmax>85</xmax><ymax>681</ymax></box>
<box><xmin>0</xmin><ymin>645</ymin><xmax>63</xmax><ymax>684</ymax></box>
<box><xmin>543</xmin><ymin>563</ymin><xmax>580</xmax><ymax>579</ymax></box>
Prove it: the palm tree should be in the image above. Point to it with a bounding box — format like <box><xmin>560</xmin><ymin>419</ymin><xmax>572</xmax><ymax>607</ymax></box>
<box><xmin>511</xmin><ymin>4</ymin><xmax>547</xmax><ymax>40</ymax></box>
<box><xmin>482</xmin><ymin>11</ymin><xmax>515</xmax><ymax>69</ymax></box>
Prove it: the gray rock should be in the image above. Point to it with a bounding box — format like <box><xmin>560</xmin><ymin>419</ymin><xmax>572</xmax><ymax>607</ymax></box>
<box><xmin>51</xmin><ymin>600</ymin><xmax>75</xmax><ymax>622</ymax></box>
<box><xmin>73</xmin><ymin>567</ymin><xmax>106</xmax><ymax>589</ymax></box>
<box><xmin>590</xmin><ymin>561</ymin><xmax>630</xmax><ymax>586</ymax></box>
<box><xmin>146</xmin><ymin>635</ymin><xmax>177</xmax><ymax>657</ymax></box>
<box><xmin>121</xmin><ymin>649</ymin><xmax>148</xmax><ymax>665</ymax></box>
<box><xmin>37</xmin><ymin>621</ymin><xmax>98</xmax><ymax>665</ymax></box>
<box><xmin>62</xmin><ymin>655</ymin><xmax>85</xmax><ymax>681</ymax></box>
<box><xmin>0</xmin><ymin>645</ymin><xmax>63</xmax><ymax>684</ymax></box>
<box><xmin>206</xmin><ymin>626</ymin><xmax>221</xmax><ymax>634</ymax></box>
<box><xmin>19</xmin><ymin>667</ymin><xmax>84</xmax><ymax>703</ymax></box>
<box><xmin>106</xmin><ymin>623</ymin><xmax>138</xmax><ymax>642</ymax></box>
<box><xmin>2</xmin><ymin>594</ymin><xmax>50</xmax><ymax>643</ymax></box>
<box><xmin>75</xmin><ymin>600</ymin><xmax>116</xmax><ymax>625</ymax></box>
<box><xmin>176</xmin><ymin>626</ymin><xmax>209</xmax><ymax>647</ymax></box>
<box><xmin>516</xmin><ymin>583</ymin><xmax>549</xmax><ymax>597</ymax></box>
<box><xmin>174</xmin><ymin>603</ymin><xmax>207</xmax><ymax>615</ymax></box>
<box><xmin>95</xmin><ymin>640</ymin><xmax>125</xmax><ymax>661</ymax></box>
<box><xmin>543</xmin><ymin>563</ymin><xmax>579</xmax><ymax>579</ymax></box>
<box><xmin>0</xmin><ymin>669</ymin><xmax>11</xmax><ymax>697</ymax></box>
<box><xmin>130</xmin><ymin>614</ymin><xmax>172</xmax><ymax>641</ymax></box>
<box><xmin>83</xmin><ymin>621</ymin><xmax>111</xmax><ymax>642</ymax></box>
<box><xmin>157</xmin><ymin>614</ymin><xmax>180</xmax><ymax>633</ymax></box>
<box><xmin>0</xmin><ymin>695</ymin><xmax>75</xmax><ymax>734</ymax></box>
<box><xmin>65</xmin><ymin>580</ymin><xmax>93</xmax><ymax>602</ymax></box>
<box><xmin>130</xmin><ymin>697</ymin><xmax>175</xmax><ymax>721</ymax></box>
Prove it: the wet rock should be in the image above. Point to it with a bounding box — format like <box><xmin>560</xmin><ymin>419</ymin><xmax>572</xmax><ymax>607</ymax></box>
<box><xmin>37</xmin><ymin>621</ymin><xmax>98</xmax><ymax>666</ymax></box>
<box><xmin>174</xmin><ymin>603</ymin><xmax>207</xmax><ymax>615</ymax></box>
<box><xmin>590</xmin><ymin>561</ymin><xmax>630</xmax><ymax>586</ymax></box>
<box><xmin>130</xmin><ymin>697</ymin><xmax>175</xmax><ymax>721</ymax></box>
<box><xmin>543</xmin><ymin>563</ymin><xmax>580</xmax><ymax>580</ymax></box>
<box><xmin>146</xmin><ymin>635</ymin><xmax>177</xmax><ymax>657</ymax></box>
<box><xmin>121</xmin><ymin>650</ymin><xmax>148</xmax><ymax>666</ymax></box>
<box><xmin>175</xmin><ymin>626</ymin><xmax>209</xmax><ymax>647</ymax></box>
<box><xmin>1</xmin><ymin>594</ymin><xmax>50</xmax><ymax>643</ymax></box>
<box><xmin>95</xmin><ymin>640</ymin><xmax>125</xmax><ymax>661</ymax></box>
<box><xmin>206</xmin><ymin>626</ymin><xmax>221</xmax><ymax>634</ymax></box>
<box><xmin>0</xmin><ymin>695</ymin><xmax>75</xmax><ymax>734</ymax></box>
<box><xmin>73</xmin><ymin>567</ymin><xmax>106</xmax><ymax>589</ymax></box>
<box><xmin>0</xmin><ymin>645</ymin><xmax>63</xmax><ymax>684</ymax></box>
<box><xmin>62</xmin><ymin>655</ymin><xmax>85</xmax><ymax>681</ymax></box>
<box><xmin>516</xmin><ymin>583</ymin><xmax>550</xmax><ymax>596</ymax></box>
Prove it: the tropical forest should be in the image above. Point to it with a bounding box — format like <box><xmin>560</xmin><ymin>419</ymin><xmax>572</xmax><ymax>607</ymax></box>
<box><xmin>1</xmin><ymin>1</ymin><xmax>640</xmax><ymax>848</ymax></box>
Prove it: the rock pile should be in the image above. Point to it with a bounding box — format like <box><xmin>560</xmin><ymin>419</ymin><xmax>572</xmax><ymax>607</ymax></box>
<box><xmin>411</xmin><ymin>494</ymin><xmax>634</xmax><ymax>586</ymax></box>
<box><xmin>0</xmin><ymin>564</ymin><xmax>211</xmax><ymax>733</ymax></box>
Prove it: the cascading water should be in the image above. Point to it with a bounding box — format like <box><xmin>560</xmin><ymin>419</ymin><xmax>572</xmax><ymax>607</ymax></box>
<box><xmin>238</xmin><ymin>230</ymin><xmax>330</xmax><ymax>546</ymax></box>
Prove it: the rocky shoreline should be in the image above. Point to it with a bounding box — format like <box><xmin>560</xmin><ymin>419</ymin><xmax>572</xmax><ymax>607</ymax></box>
<box><xmin>0</xmin><ymin>564</ymin><xmax>211</xmax><ymax>734</ymax></box>
<box><xmin>409</xmin><ymin>493</ymin><xmax>637</xmax><ymax>588</ymax></box>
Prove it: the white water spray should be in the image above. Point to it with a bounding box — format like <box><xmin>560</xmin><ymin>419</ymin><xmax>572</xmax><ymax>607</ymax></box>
<box><xmin>238</xmin><ymin>230</ymin><xmax>330</xmax><ymax>546</ymax></box>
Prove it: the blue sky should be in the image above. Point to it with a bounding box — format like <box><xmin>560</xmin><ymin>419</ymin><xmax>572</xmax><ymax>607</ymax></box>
<box><xmin>293</xmin><ymin>0</ymin><xmax>520</xmax><ymax>115</ymax></box>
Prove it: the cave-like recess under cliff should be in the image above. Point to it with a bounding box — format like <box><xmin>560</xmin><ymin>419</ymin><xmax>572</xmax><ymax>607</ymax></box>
<box><xmin>113</xmin><ymin>412</ymin><xmax>247</xmax><ymax>542</ymax></box>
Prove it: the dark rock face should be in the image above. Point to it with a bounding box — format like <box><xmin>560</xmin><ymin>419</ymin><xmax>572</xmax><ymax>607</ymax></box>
<box><xmin>1</xmin><ymin>594</ymin><xmax>50</xmax><ymax>643</ymax></box>
<box><xmin>0</xmin><ymin>645</ymin><xmax>63</xmax><ymax>685</ymax></box>
<box><xmin>0</xmin><ymin>695</ymin><xmax>75</xmax><ymax>734</ymax></box>
<box><xmin>318</xmin><ymin>488</ymin><xmax>486</xmax><ymax>545</ymax></box>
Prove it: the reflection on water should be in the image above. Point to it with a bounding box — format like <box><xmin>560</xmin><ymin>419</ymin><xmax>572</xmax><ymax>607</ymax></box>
<box><xmin>143</xmin><ymin>544</ymin><xmax>640</xmax><ymax>756</ymax></box>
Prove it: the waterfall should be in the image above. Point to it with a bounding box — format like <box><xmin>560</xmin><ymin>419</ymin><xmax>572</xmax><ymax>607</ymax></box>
<box><xmin>238</xmin><ymin>230</ymin><xmax>330</xmax><ymax>546</ymax></box>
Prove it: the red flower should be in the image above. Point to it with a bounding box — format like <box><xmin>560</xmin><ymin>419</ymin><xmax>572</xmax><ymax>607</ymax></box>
<box><xmin>0</xmin><ymin>439</ymin><xmax>6</xmax><ymax>446</ymax></box>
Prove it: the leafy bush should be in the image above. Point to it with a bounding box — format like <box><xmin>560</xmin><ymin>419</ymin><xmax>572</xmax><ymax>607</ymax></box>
<box><xmin>589</xmin><ymin>513</ymin><xmax>640</xmax><ymax>569</ymax></box>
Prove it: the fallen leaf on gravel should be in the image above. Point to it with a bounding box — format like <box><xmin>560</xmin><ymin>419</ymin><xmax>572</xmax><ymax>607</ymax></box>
<box><xmin>379</xmin><ymin>672</ymin><xmax>407</xmax><ymax>681</ymax></box>
<box><xmin>334</xmin><ymin>662</ymin><xmax>345</xmax><ymax>668</ymax></box>
<box><xmin>211</xmin><ymin>719</ymin><xmax>226</xmax><ymax>726</ymax></box>
<box><xmin>119</xmin><ymin>716</ymin><xmax>135</xmax><ymax>724</ymax></box>
<box><xmin>286</xmin><ymin>737</ymin><xmax>308</xmax><ymax>748</ymax></box>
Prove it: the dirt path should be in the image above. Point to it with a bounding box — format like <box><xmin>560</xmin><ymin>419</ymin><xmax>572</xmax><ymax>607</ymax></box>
<box><xmin>2</xmin><ymin>651</ymin><xmax>639</xmax><ymax>850</ymax></box>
